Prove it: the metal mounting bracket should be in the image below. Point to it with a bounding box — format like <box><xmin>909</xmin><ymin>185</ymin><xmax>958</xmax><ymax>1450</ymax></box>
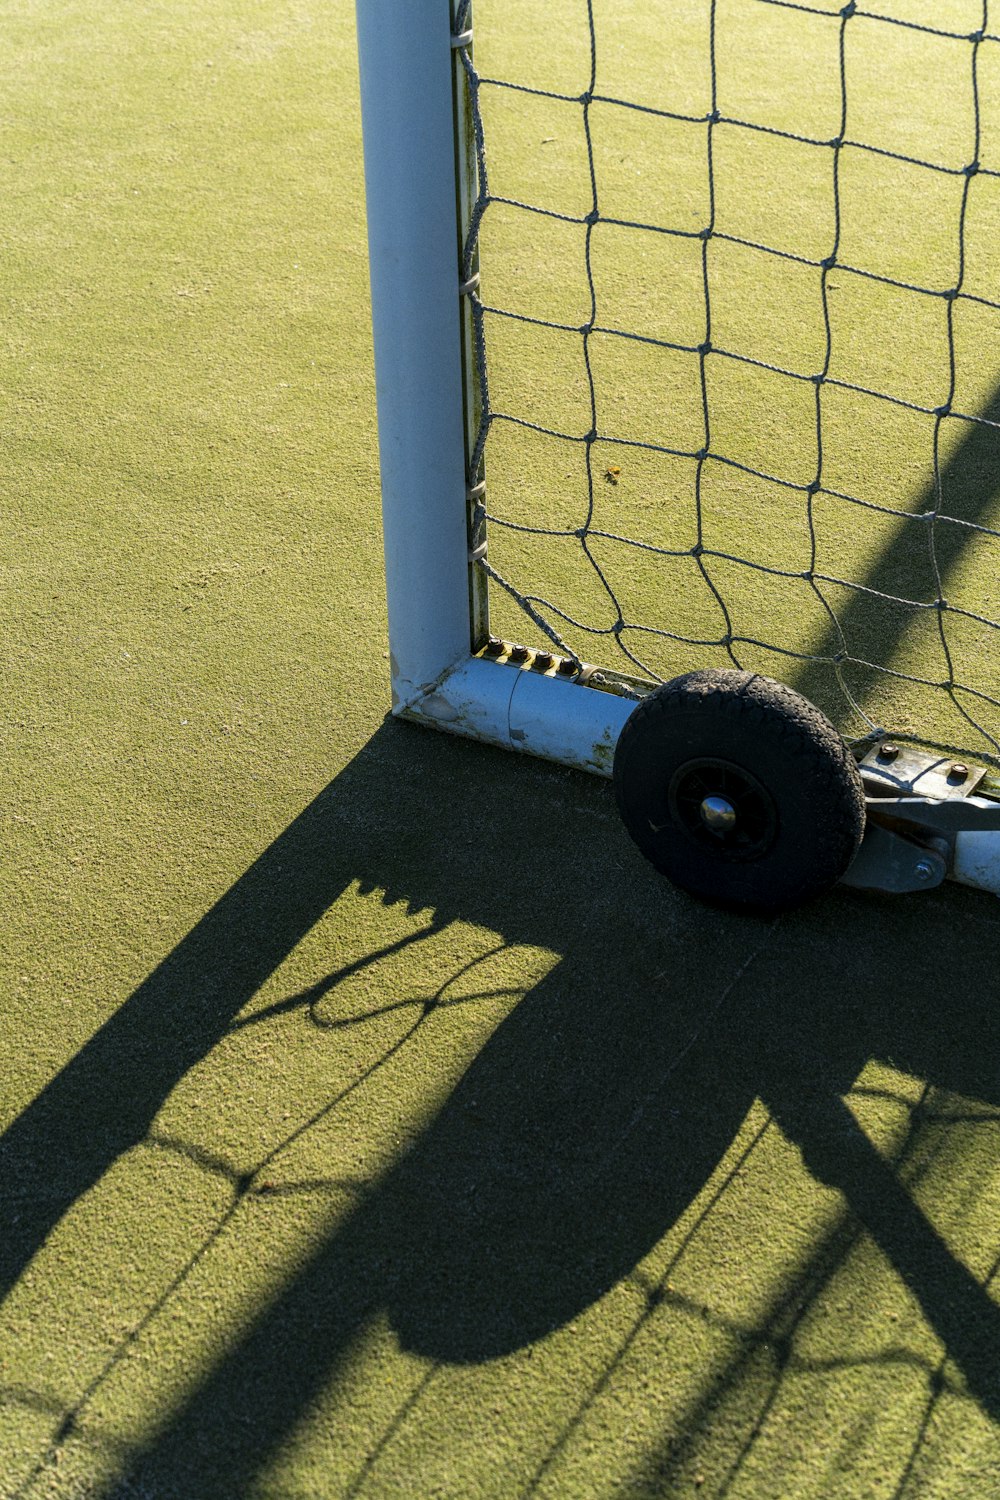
<box><xmin>865</xmin><ymin>795</ymin><xmax>1000</xmax><ymax>835</ymax></box>
<box><xmin>840</xmin><ymin>823</ymin><xmax>948</xmax><ymax>894</ymax></box>
<box><xmin>841</xmin><ymin>743</ymin><xmax>1000</xmax><ymax>895</ymax></box>
<box><xmin>857</xmin><ymin>740</ymin><xmax>985</xmax><ymax>800</ymax></box>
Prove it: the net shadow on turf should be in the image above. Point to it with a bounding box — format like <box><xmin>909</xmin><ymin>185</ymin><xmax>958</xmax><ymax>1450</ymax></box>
<box><xmin>529</xmin><ymin>1095</ymin><xmax>998</xmax><ymax>1500</ymax></box>
<box><xmin>4</xmin><ymin>722</ymin><xmax>999</xmax><ymax>1495</ymax></box>
<box><xmin>106</xmin><ymin>880</ymin><xmax>1000</xmax><ymax>1496</ymax></box>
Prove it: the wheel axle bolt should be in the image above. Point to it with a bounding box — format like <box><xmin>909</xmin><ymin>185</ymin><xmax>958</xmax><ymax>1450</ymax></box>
<box><xmin>877</xmin><ymin>743</ymin><xmax>900</xmax><ymax>762</ymax></box>
<box><xmin>509</xmin><ymin>643</ymin><xmax>529</xmax><ymax>663</ymax></box>
<box><xmin>533</xmin><ymin>651</ymin><xmax>554</xmax><ymax>672</ymax></box>
<box><xmin>915</xmin><ymin>860</ymin><xmax>934</xmax><ymax>882</ymax></box>
<box><xmin>948</xmin><ymin>763</ymin><xmax>969</xmax><ymax>783</ymax></box>
<box><xmin>700</xmin><ymin>796</ymin><xmax>737</xmax><ymax>833</ymax></box>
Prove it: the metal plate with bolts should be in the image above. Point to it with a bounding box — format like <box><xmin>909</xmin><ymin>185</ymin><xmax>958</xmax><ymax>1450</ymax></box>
<box><xmin>858</xmin><ymin>742</ymin><xmax>986</xmax><ymax>800</ymax></box>
<box><xmin>844</xmin><ymin>744</ymin><xmax>1000</xmax><ymax>895</ymax></box>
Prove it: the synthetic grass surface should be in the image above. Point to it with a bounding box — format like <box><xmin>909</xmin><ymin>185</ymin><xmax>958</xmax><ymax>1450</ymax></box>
<box><xmin>3</xmin><ymin>2</ymin><xmax>1000</xmax><ymax>1498</ymax></box>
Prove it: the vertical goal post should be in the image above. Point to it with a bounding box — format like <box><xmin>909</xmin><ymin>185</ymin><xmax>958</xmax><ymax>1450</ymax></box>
<box><xmin>355</xmin><ymin>0</ymin><xmax>636</xmax><ymax>778</ymax></box>
<box><xmin>355</xmin><ymin>1</ymin><xmax>1000</xmax><ymax>903</ymax></box>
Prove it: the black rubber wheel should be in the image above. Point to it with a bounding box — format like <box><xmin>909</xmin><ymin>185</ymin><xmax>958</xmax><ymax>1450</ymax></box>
<box><xmin>613</xmin><ymin>669</ymin><xmax>866</xmax><ymax>912</ymax></box>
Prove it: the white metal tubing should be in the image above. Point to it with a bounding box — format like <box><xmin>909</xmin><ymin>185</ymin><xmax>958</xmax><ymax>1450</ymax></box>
<box><xmin>404</xmin><ymin>656</ymin><xmax>635</xmax><ymax>776</ymax></box>
<box><xmin>356</xmin><ymin>1</ymin><xmax>472</xmax><ymax>711</ymax></box>
<box><xmin>508</xmin><ymin>667</ymin><xmax>633</xmax><ymax>776</ymax></box>
<box><xmin>952</xmin><ymin>798</ymin><xmax>1000</xmax><ymax>896</ymax></box>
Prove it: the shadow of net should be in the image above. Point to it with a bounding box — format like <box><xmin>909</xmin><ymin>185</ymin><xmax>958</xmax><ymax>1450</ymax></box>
<box><xmin>2</xmin><ymin>721</ymin><xmax>995</xmax><ymax>1496</ymax></box>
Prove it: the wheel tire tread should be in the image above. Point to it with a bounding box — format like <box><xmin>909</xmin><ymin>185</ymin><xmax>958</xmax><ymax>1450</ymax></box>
<box><xmin>613</xmin><ymin>670</ymin><xmax>865</xmax><ymax>911</ymax></box>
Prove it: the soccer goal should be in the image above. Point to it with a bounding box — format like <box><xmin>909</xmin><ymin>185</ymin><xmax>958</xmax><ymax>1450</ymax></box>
<box><xmin>355</xmin><ymin>0</ymin><xmax>1000</xmax><ymax>909</ymax></box>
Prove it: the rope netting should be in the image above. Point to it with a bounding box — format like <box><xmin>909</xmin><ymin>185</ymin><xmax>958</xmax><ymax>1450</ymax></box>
<box><xmin>453</xmin><ymin>0</ymin><xmax>1000</xmax><ymax>765</ymax></box>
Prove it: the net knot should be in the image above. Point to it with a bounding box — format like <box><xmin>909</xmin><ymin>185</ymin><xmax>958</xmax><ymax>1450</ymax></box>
<box><xmin>698</xmin><ymin>340</ymin><xmax>712</xmax><ymax>356</ymax></box>
<box><xmin>708</xmin><ymin>109</ymin><xmax>722</xmax><ymax>125</ymax></box>
<box><xmin>579</xmin><ymin>321</ymin><xmax>594</xmax><ymax>335</ymax></box>
<box><xmin>584</xmin><ymin>427</ymin><xmax>598</xmax><ymax>444</ymax></box>
<box><xmin>579</xmin><ymin>89</ymin><xmax>593</xmax><ymax>105</ymax></box>
<box><xmin>827</xmin><ymin>136</ymin><xmax>844</xmax><ymax>150</ymax></box>
<box><xmin>821</xmin><ymin>255</ymin><xmax>837</xmax><ymax>270</ymax></box>
<box><xmin>840</xmin><ymin>0</ymin><xmax>856</xmax><ymax>16</ymax></box>
<box><xmin>970</xmin><ymin>29</ymin><xmax>986</xmax><ymax>43</ymax></box>
<box><xmin>807</xmin><ymin>480</ymin><xmax>821</xmax><ymax>495</ymax></box>
<box><xmin>612</xmin><ymin>618</ymin><xmax>624</xmax><ymax>634</ymax></box>
<box><xmin>585</xmin><ymin>209</ymin><xmax>600</xmax><ymax>225</ymax></box>
<box><xmin>811</xmin><ymin>373</ymin><xmax>825</xmax><ymax>386</ymax></box>
<box><xmin>698</xmin><ymin>226</ymin><xmax>713</xmax><ymax>241</ymax></box>
<box><xmin>964</xmin><ymin>160</ymin><xmax>980</xmax><ymax>177</ymax></box>
<box><xmin>695</xmin><ymin>447</ymin><xmax>709</xmax><ymax>462</ymax></box>
<box><xmin>691</xmin><ymin>541</ymin><xmax>705</xmax><ymax>556</ymax></box>
<box><xmin>936</xmin><ymin>598</ymin><xmax>948</xmax><ymax>612</ymax></box>
<box><xmin>943</xmin><ymin>287</ymin><xmax>960</xmax><ymax>302</ymax></box>
<box><xmin>801</xmin><ymin>569</ymin><xmax>814</xmax><ymax>581</ymax></box>
<box><xmin>934</xmin><ymin>402</ymin><xmax>952</xmax><ymax>417</ymax></box>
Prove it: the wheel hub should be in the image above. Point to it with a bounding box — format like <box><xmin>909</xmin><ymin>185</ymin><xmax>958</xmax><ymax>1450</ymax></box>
<box><xmin>699</xmin><ymin>795</ymin><xmax>737</xmax><ymax>833</ymax></box>
<box><xmin>668</xmin><ymin>757</ymin><xmax>778</xmax><ymax>861</ymax></box>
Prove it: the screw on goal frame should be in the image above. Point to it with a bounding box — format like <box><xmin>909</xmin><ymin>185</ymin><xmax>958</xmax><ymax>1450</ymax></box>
<box><xmin>355</xmin><ymin>1</ymin><xmax>1000</xmax><ymax>910</ymax></box>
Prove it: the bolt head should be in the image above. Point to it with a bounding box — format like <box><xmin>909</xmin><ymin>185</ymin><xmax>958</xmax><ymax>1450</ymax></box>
<box><xmin>700</xmin><ymin>796</ymin><xmax>737</xmax><ymax>834</ymax></box>
<box><xmin>915</xmin><ymin>860</ymin><xmax>934</xmax><ymax>881</ymax></box>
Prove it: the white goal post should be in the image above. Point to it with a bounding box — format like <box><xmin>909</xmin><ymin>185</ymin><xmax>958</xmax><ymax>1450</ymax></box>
<box><xmin>354</xmin><ymin>0</ymin><xmax>1000</xmax><ymax>900</ymax></box>
<box><xmin>355</xmin><ymin>0</ymin><xmax>635</xmax><ymax>778</ymax></box>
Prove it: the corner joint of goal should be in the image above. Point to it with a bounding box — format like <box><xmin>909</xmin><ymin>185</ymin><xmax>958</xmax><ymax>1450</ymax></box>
<box><xmin>393</xmin><ymin>654</ymin><xmax>635</xmax><ymax>778</ymax></box>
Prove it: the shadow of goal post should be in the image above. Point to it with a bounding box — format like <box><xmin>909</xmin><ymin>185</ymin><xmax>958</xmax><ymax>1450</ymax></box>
<box><xmin>355</xmin><ymin>0</ymin><xmax>635</xmax><ymax>779</ymax></box>
<box><xmin>354</xmin><ymin>1</ymin><xmax>1000</xmax><ymax>897</ymax></box>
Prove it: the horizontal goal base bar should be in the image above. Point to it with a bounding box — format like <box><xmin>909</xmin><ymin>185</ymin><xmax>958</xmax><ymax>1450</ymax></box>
<box><xmin>395</xmin><ymin>656</ymin><xmax>1000</xmax><ymax>899</ymax></box>
<box><xmin>397</xmin><ymin>655</ymin><xmax>634</xmax><ymax>777</ymax></box>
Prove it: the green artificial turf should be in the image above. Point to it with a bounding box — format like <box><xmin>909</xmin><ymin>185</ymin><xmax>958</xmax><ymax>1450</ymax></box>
<box><xmin>3</xmin><ymin>2</ymin><xmax>1000</xmax><ymax>1497</ymax></box>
